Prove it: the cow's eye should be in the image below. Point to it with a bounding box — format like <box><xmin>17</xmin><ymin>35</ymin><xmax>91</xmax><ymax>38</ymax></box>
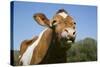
<box><xmin>52</xmin><ymin>20</ymin><xmax>56</xmax><ymax>24</ymax></box>
<box><xmin>52</xmin><ymin>20</ymin><xmax>57</xmax><ymax>26</ymax></box>
<box><xmin>51</xmin><ymin>20</ymin><xmax>58</xmax><ymax>28</ymax></box>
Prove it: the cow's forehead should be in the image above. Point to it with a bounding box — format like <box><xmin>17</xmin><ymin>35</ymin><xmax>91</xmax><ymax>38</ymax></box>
<box><xmin>58</xmin><ymin>12</ymin><xmax>68</xmax><ymax>19</ymax></box>
<box><xmin>53</xmin><ymin>14</ymin><xmax>74</xmax><ymax>23</ymax></box>
<box><xmin>56</xmin><ymin>9</ymin><xmax>68</xmax><ymax>19</ymax></box>
<box><xmin>51</xmin><ymin>9</ymin><xmax>75</xmax><ymax>26</ymax></box>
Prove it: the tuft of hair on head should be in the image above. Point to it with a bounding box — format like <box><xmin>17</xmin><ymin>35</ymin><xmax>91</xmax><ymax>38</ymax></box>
<box><xmin>56</xmin><ymin>9</ymin><xmax>68</xmax><ymax>14</ymax></box>
<box><xmin>56</xmin><ymin>9</ymin><xmax>69</xmax><ymax>18</ymax></box>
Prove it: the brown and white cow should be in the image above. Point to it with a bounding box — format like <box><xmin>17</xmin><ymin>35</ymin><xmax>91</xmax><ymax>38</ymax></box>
<box><xmin>18</xmin><ymin>9</ymin><xmax>76</xmax><ymax>65</ymax></box>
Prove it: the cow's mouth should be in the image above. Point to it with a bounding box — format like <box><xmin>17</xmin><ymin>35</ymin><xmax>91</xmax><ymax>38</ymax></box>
<box><xmin>60</xmin><ymin>38</ymin><xmax>74</xmax><ymax>49</ymax></box>
<box><xmin>67</xmin><ymin>38</ymin><xmax>75</xmax><ymax>44</ymax></box>
<box><xmin>61</xmin><ymin>37</ymin><xmax>74</xmax><ymax>43</ymax></box>
<box><xmin>67</xmin><ymin>40</ymin><xmax>73</xmax><ymax>44</ymax></box>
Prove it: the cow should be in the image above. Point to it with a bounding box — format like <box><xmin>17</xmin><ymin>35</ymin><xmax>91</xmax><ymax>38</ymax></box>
<box><xmin>18</xmin><ymin>9</ymin><xmax>76</xmax><ymax>65</ymax></box>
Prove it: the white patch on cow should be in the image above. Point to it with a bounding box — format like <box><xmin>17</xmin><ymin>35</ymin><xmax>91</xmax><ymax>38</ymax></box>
<box><xmin>61</xmin><ymin>31</ymin><xmax>68</xmax><ymax>38</ymax></box>
<box><xmin>20</xmin><ymin>28</ymin><xmax>48</xmax><ymax>65</ymax></box>
<box><xmin>58</xmin><ymin>12</ymin><xmax>68</xmax><ymax>18</ymax></box>
<box><xmin>66</xmin><ymin>28</ymin><xmax>76</xmax><ymax>36</ymax></box>
<box><xmin>61</xmin><ymin>28</ymin><xmax>76</xmax><ymax>38</ymax></box>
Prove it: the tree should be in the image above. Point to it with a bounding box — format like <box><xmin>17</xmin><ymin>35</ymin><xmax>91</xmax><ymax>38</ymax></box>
<box><xmin>67</xmin><ymin>37</ymin><xmax>97</xmax><ymax>62</ymax></box>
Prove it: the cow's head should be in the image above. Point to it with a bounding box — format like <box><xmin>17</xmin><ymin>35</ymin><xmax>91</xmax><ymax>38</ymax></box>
<box><xmin>33</xmin><ymin>9</ymin><xmax>76</xmax><ymax>46</ymax></box>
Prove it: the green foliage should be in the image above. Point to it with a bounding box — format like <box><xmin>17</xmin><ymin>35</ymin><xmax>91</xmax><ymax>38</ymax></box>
<box><xmin>12</xmin><ymin>50</ymin><xmax>19</xmax><ymax>66</ymax></box>
<box><xmin>12</xmin><ymin>37</ymin><xmax>97</xmax><ymax>65</ymax></box>
<box><xmin>67</xmin><ymin>37</ymin><xmax>97</xmax><ymax>62</ymax></box>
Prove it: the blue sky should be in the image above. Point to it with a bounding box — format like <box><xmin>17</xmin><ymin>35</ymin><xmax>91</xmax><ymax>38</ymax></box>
<box><xmin>11</xmin><ymin>1</ymin><xmax>97</xmax><ymax>50</ymax></box>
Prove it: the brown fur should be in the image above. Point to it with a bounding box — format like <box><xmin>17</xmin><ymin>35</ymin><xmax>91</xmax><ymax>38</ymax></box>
<box><xmin>30</xmin><ymin>28</ymin><xmax>53</xmax><ymax>64</ymax></box>
<box><xmin>19</xmin><ymin>9</ymin><xmax>76</xmax><ymax>65</ymax></box>
<box><xmin>18</xmin><ymin>36</ymin><xmax>38</xmax><ymax>64</ymax></box>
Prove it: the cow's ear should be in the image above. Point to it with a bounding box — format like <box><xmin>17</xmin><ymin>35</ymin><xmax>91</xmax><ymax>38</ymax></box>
<box><xmin>33</xmin><ymin>13</ymin><xmax>50</xmax><ymax>26</ymax></box>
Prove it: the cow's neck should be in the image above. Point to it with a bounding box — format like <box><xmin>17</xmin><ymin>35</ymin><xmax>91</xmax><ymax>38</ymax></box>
<box><xmin>30</xmin><ymin>28</ymin><xmax>53</xmax><ymax>64</ymax></box>
<box><xmin>49</xmin><ymin>31</ymin><xmax>67</xmax><ymax>58</ymax></box>
<box><xmin>39</xmin><ymin>29</ymin><xmax>67</xmax><ymax>64</ymax></box>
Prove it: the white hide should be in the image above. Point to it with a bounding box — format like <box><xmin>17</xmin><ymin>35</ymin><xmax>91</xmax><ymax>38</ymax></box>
<box><xmin>66</xmin><ymin>28</ymin><xmax>76</xmax><ymax>37</ymax></box>
<box><xmin>61</xmin><ymin>31</ymin><xmax>68</xmax><ymax>38</ymax></box>
<box><xmin>61</xmin><ymin>28</ymin><xmax>75</xmax><ymax>38</ymax></box>
<box><xmin>20</xmin><ymin>28</ymin><xmax>48</xmax><ymax>65</ymax></box>
<box><xmin>58</xmin><ymin>12</ymin><xmax>68</xmax><ymax>18</ymax></box>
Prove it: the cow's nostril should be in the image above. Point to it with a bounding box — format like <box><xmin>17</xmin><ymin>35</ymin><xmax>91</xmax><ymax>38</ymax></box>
<box><xmin>73</xmin><ymin>32</ymin><xmax>75</xmax><ymax>35</ymax></box>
